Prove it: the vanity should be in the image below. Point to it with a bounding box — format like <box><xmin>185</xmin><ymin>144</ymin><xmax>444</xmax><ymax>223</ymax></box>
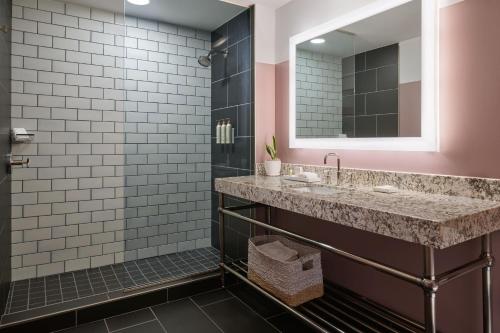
<box><xmin>215</xmin><ymin>166</ymin><xmax>500</xmax><ymax>333</ymax></box>
<box><xmin>214</xmin><ymin>0</ymin><xmax>496</xmax><ymax>332</ymax></box>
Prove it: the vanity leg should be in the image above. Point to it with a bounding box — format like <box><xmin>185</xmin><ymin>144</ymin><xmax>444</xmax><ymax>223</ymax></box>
<box><xmin>423</xmin><ymin>247</ymin><xmax>437</xmax><ymax>333</ymax></box>
<box><xmin>482</xmin><ymin>234</ymin><xmax>492</xmax><ymax>333</ymax></box>
<box><xmin>218</xmin><ymin>193</ymin><xmax>225</xmax><ymax>287</ymax></box>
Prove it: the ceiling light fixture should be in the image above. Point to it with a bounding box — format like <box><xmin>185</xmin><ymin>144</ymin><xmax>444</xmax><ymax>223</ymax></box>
<box><xmin>127</xmin><ymin>0</ymin><xmax>150</xmax><ymax>5</ymax></box>
<box><xmin>310</xmin><ymin>38</ymin><xmax>325</xmax><ymax>44</ymax></box>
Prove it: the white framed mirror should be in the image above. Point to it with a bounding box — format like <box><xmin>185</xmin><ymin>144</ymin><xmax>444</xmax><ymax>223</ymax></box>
<box><xmin>289</xmin><ymin>0</ymin><xmax>439</xmax><ymax>151</ymax></box>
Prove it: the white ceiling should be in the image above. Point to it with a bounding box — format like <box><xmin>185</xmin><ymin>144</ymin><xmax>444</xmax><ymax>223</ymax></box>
<box><xmin>298</xmin><ymin>0</ymin><xmax>421</xmax><ymax>57</ymax></box>
<box><xmin>221</xmin><ymin>0</ymin><xmax>292</xmax><ymax>9</ymax></box>
<box><xmin>62</xmin><ymin>0</ymin><xmax>246</xmax><ymax>31</ymax></box>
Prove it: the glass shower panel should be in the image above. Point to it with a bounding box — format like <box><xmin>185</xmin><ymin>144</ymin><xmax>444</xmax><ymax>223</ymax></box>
<box><xmin>122</xmin><ymin>1</ymin><xmax>216</xmax><ymax>284</ymax></box>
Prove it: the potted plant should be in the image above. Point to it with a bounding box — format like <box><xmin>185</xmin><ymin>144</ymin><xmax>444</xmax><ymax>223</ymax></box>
<box><xmin>264</xmin><ymin>136</ymin><xmax>281</xmax><ymax>176</ymax></box>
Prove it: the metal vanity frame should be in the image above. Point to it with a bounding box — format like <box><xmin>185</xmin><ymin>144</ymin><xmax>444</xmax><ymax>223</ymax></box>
<box><xmin>217</xmin><ymin>193</ymin><xmax>494</xmax><ymax>333</ymax></box>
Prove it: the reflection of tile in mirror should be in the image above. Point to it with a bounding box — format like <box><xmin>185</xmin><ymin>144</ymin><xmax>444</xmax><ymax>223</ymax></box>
<box><xmin>377</xmin><ymin>65</ymin><xmax>398</xmax><ymax>90</ymax></box>
<box><xmin>366</xmin><ymin>44</ymin><xmax>399</xmax><ymax>69</ymax></box>
<box><xmin>355</xmin><ymin>95</ymin><xmax>365</xmax><ymax>116</ymax></box>
<box><xmin>355</xmin><ymin>53</ymin><xmax>366</xmax><ymax>72</ymax></box>
<box><xmin>295</xmin><ymin>49</ymin><xmax>343</xmax><ymax>138</ymax></box>
<box><xmin>366</xmin><ymin>90</ymin><xmax>398</xmax><ymax>115</ymax></box>
<box><xmin>355</xmin><ymin>70</ymin><xmax>376</xmax><ymax>93</ymax></box>
<box><xmin>342</xmin><ymin>74</ymin><xmax>354</xmax><ymax>96</ymax></box>
<box><xmin>342</xmin><ymin>95</ymin><xmax>354</xmax><ymax>116</ymax></box>
<box><xmin>355</xmin><ymin>116</ymin><xmax>377</xmax><ymax>137</ymax></box>
<box><xmin>377</xmin><ymin>114</ymin><xmax>399</xmax><ymax>137</ymax></box>
<box><xmin>342</xmin><ymin>56</ymin><xmax>355</xmax><ymax>76</ymax></box>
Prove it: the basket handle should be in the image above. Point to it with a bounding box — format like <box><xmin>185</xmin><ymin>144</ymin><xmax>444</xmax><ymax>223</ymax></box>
<box><xmin>252</xmin><ymin>241</ymin><xmax>299</xmax><ymax>264</ymax></box>
<box><xmin>302</xmin><ymin>259</ymin><xmax>314</xmax><ymax>271</ymax></box>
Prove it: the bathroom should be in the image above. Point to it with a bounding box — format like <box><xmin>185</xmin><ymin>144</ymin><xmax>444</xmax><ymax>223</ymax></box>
<box><xmin>0</xmin><ymin>0</ymin><xmax>500</xmax><ymax>332</ymax></box>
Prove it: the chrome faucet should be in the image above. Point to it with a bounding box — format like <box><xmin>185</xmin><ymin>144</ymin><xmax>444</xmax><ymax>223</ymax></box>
<box><xmin>323</xmin><ymin>153</ymin><xmax>341</xmax><ymax>185</ymax></box>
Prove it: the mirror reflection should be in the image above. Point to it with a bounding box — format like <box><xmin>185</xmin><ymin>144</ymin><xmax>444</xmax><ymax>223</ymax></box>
<box><xmin>295</xmin><ymin>0</ymin><xmax>421</xmax><ymax>138</ymax></box>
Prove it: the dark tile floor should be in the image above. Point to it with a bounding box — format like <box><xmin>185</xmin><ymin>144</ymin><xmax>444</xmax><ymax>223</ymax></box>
<box><xmin>53</xmin><ymin>284</ymin><xmax>316</xmax><ymax>333</ymax></box>
<box><xmin>5</xmin><ymin>248</ymin><xmax>219</xmax><ymax>315</ymax></box>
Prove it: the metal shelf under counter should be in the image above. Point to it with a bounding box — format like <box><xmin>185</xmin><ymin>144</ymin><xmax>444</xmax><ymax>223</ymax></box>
<box><xmin>223</xmin><ymin>259</ymin><xmax>425</xmax><ymax>333</ymax></box>
<box><xmin>216</xmin><ymin>191</ymin><xmax>494</xmax><ymax>333</ymax></box>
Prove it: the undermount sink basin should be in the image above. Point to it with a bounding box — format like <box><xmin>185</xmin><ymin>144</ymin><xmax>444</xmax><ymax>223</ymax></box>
<box><xmin>289</xmin><ymin>185</ymin><xmax>344</xmax><ymax>196</ymax></box>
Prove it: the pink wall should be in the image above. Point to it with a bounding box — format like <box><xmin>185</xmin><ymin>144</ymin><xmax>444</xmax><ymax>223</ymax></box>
<box><xmin>271</xmin><ymin>210</ymin><xmax>493</xmax><ymax>333</ymax></box>
<box><xmin>255</xmin><ymin>63</ymin><xmax>276</xmax><ymax>162</ymax></box>
<box><xmin>399</xmin><ymin>82</ymin><xmax>421</xmax><ymax>137</ymax></box>
<box><xmin>274</xmin><ymin>1</ymin><xmax>500</xmax><ymax>179</ymax></box>
<box><xmin>254</xmin><ymin>1</ymin><xmax>500</xmax><ymax>332</ymax></box>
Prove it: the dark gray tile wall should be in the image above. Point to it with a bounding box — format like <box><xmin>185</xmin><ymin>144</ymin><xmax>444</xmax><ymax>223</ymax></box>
<box><xmin>342</xmin><ymin>44</ymin><xmax>399</xmax><ymax>137</ymax></box>
<box><xmin>210</xmin><ymin>8</ymin><xmax>254</xmax><ymax>259</ymax></box>
<box><xmin>0</xmin><ymin>0</ymin><xmax>12</xmax><ymax>315</ymax></box>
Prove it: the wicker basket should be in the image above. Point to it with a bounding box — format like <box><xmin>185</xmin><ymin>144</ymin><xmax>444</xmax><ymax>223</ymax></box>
<box><xmin>248</xmin><ymin>235</ymin><xmax>324</xmax><ymax>307</ymax></box>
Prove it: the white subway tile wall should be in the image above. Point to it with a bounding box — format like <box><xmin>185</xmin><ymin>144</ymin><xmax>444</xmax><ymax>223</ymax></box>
<box><xmin>11</xmin><ymin>0</ymin><xmax>212</xmax><ymax>280</ymax></box>
<box><xmin>295</xmin><ymin>49</ymin><xmax>343</xmax><ymax>138</ymax></box>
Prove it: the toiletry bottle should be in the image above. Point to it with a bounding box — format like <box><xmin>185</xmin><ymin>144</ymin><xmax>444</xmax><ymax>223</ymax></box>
<box><xmin>216</xmin><ymin>120</ymin><xmax>221</xmax><ymax>144</ymax></box>
<box><xmin>221</xmin><ymin>120</ymin><xmax>226</xmax><ymax>144</ymax></box>
<box><xmin>226</xmin><ymin>119</ymin><xmax>232</xmax><ymax>144</ymax></box>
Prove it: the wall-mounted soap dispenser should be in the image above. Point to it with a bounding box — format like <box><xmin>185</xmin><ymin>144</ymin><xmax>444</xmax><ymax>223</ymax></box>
<box><xmin>226</xmin><ymin>119</ymin><xmax>232</xmax><ymax>144</ymax></box>
<box><xmin>221</xmin><ymin>120</ymin><xmax>226</xmax><ymax>144</ymax></box>
<box><xmin>215</xmin><ymin>119</ymin><xmax>235</xmax><ymax>145</ymax></box>
<box><xmin>216</xmin><ymin>120</ymin><xmax>221</xmax><ymax>144</ymax></box>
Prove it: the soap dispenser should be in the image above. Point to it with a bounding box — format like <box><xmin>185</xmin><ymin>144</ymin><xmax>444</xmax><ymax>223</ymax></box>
<box><xmin>220</xmin><ymin>119</ymin><xmax>226</xmax><ymax>144</ymax></box>
<box><xmin>226</xmin><ymin>119</ymin><xmax>232</xmax><ymax>144</ymax></box>
<box><xmin>216</xmin><ymin>120</ymin><xmax>221</xmax><ymax>144</ymax></box>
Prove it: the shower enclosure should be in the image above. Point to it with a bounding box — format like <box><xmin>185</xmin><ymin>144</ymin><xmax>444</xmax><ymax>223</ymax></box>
<box><xmin>2</xmin><ymin>0</ymin><xmax>254</xmax><ymax>327</ymax></box>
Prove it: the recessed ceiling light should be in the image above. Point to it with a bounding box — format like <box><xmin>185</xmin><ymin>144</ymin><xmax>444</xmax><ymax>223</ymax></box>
<box><xmin>310</xmin><ymin>38</ymin><xmax>325</xmax><ymax>44</ymax></box>
<box><xmin>127</xmin><ymin>0</ymin><xmax>150</xmax><ymax>5</ymax></box>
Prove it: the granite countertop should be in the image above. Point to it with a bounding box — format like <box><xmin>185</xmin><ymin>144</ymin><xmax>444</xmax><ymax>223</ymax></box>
<box><xmin>214</xmin><ymin>175</ymin><xmax>500</xmax><ymax>249</ymax></box>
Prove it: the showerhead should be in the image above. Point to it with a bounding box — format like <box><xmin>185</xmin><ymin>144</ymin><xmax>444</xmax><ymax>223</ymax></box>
<box><xmin>198</xmin><ymin>37</ymin><xmax>228</xmax><ymax>67</ymax></box>
<box><xmin>198</xmin><ymin>55</ymin><xmax>212</xmax><ymax>67</ymax></box>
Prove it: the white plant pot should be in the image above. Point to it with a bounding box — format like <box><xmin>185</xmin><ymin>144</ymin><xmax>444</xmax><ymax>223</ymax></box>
<box><xmin>264</xmin><ymin>160</ymin><xmax>281</xmax><ymax>176</ymax></box>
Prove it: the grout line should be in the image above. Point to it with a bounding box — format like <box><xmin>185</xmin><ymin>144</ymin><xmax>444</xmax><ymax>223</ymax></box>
<box><xmin>188</xmin><ymin>298</ymin><xmax>225</xmax><ymax>333</ymax></box>
<box><xmin>103</xmin><ymin>317</ymin><xmax>111</xmax><ymax>333</ymax></box>
<box><xmin>226</xmin><ymin>288</ymin><xmax>281</xmax><ymax>333</ymax></box>
<box><xmin>143</xmin><ymin>257</ymin><xmax>162</xmax><ymax>281</ymax></box>
<box><xmin>84</xmin><ymin>269</ymin><xmax>96</xmax><ymax>295</ymax></box>
<box><xmin>109</xmin><ymin>264</ymin><xmax>125</xmax><ymax>289</ymax></box>
<box><xmin>58</xmin><ymin>273</ymin><xmax>63</xmax><ymax>306</ymax></box>
<box><xmin>72</xmin><ymin>272</ymin><xmax>80</xmax><ymax>299</ymax></box>
<box><xmin>121</xmin><ymin>261</ymin><xmax>139</xmax><ymax>287</ymax></box>
<box><xmin>197</xmin><ymin>295</ymin><xmax>234</xmax><ymax>308</ymax></box>
<box><xmin>149</xmin><ymin>306</ymin><xmax>168</xmax><ymax>333</ymax></box>
<box><xmin>103</xmin><ymin>306</ymin><xmax>153</xmax><ymax>323</ymax></box>
<box><xmin>133</xmin><ymin>260</ymin><xmax>154</xmax><ymax>284</ymax></box>
<box><xmin>154</xmin><ymin>255</ymin><xmax>173</xmax><ymax>277</ymax></box>
<box><xmin>211</xmin><ymin>68</ymin><xmax>252</xmax><ymax>85</ymax></box>
<box><xmin>112</xmin><ymin>318</ymin><xmax>158</xmax><ymax>332</ymax></box>
<box><xmin>265</xmin><ymin>312</ymin><xmax>287</xmax><ymax>320</ymax></box>
<box><xmin>26</xmin><ymin>279</ymin><xmax>31</xmax><ymax>311</ymax></box>
<box><xmin>43</xmin><ymin>276</ymin><xmax>47</xmax><ymax>308</ymax></box>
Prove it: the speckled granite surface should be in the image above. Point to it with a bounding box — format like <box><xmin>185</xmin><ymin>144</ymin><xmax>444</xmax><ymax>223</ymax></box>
<box><xmin>215</xmin><ymin>172</ymin><xmax>500</xmax><ymax>249</ymax></box>
<box><xmin>257</xmin><ymin>163</ymin><xmax>500</xmax><ymax>201</ymax></box>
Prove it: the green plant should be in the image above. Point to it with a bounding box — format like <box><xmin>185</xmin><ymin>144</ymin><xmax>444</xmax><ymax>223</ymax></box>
<box><xmin>265</xmin><ymin>136</ymin><xmax>279</xmax><ymax>160</ymax></box>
